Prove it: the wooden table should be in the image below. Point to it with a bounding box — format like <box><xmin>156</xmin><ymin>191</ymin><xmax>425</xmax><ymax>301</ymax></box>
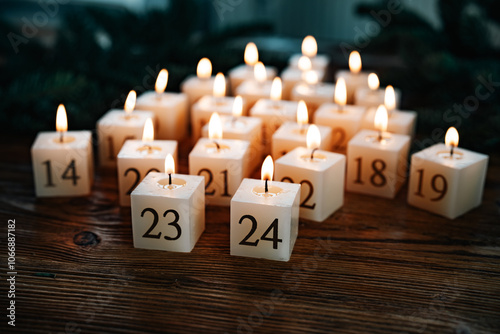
<box><xmin>1</xmin><ymin>135</ymin><xmax>499</xmax><ymax>334</ymax></box>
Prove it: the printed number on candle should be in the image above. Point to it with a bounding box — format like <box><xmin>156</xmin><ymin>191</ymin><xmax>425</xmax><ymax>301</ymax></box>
<box><xmin>197</xmin><ymin>169</ymin><xmax>231</xmax><ymax>197</ymax></box>
<box><xmin>239</xmin><ymin>215</ymin><xmax>282</xmax><ymax>249</ymax></box>
<box><xmin>281</xmin><ymin>177</ymin><xmax>316</xmax><ymax>209</ymax></box>
<box><xmin>124</xmin><ymin>168</ymin><xmax>160</xmax><ymax>195</ymax></box>
<box><xmin>331</xmin><ymin>128</ymin><xmax>346</xmax><ymax>150</ymax></box>
<box><xmin>42</xmin><ymin>159</ymin><xmax>80</xmax><ymax>187</ymax></box>
<box><xmin>141</xmin><ymin>208</ymin><xmax>181</xmax><ymax>240</ymax></box>
<box><xmin>353</xmin><ymin>157</ymin><xmax>387</xmax><ymax>187</ymax></box>
<box><xmin>414</xmin><ymin>169</ymin><xmax>448</xmax><ymax>201</ymax></box>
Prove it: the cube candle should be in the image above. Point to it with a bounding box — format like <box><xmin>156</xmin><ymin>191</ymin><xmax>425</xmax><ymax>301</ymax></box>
<box><xmin>407</xmin><ymin>128</ymin><xmax>488</xmax><ymax>219</ymax></box>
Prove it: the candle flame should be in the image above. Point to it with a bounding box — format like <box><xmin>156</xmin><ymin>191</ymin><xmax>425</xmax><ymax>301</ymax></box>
<box><xmin>124</xmin><ymin>90</ymin><xmax>136</xmax><ymax>115</ymax></box>
<box><xmin>302</xmin><ymin>35</ymin><xmax>317</xmax><ymax>58</ymax></box>
<box><xmin>244</xmin><ymin>42</ymin><xmax>259</xmax><ymax>66</ymax></box>
<box><xmin>197</xmin><ymin>58</ymin><xmax>212</xmax><ymax>79</ymax></box>
<box><xmin>232</xmin><ymin>96</ymin><xmax>243</xmax><ymax>118</ymax></box>
<box><xmin>261</xmin><ymin>155</ymin><xmax>274</xmax><ymax>182</ymax></box>
<box><xmin>307</xmin><ymin>124</ymin><xmax>321</xmax><ymax>150</ymax></box>
<box><xmin>384</xmin><ymin>85</ymin><xmax>396</xmax><ymax>112</ymax></box>
<box><xmin>270</xmin><ymin>77</ymin><xmax>282</xmax><ymax>101</ymax></box>
<box><xmin>349</xmin><ymin>51</ymin><xmax>362</xmax><ymax>74</ymax></box>
<box><xmin>334</xmin><ymin>77</ymin><xmax>347</xmax><ymax>106</ymax></box>
<box><xmin>303</xmin><ymin>70</ymin><xmax>318</xmax><ymax>85</ymax></box>
<box><xmin>165</xmin><ymin>154</ymin><xmax>175</xmax><ymax>175</ymax></box>
<box><xmin>297</xmin><ymin>100</ymin><xmax>309</xmax><ymax>126</ymax></box>
<box><xmin>368</xmin><ymin>73</ymin><xmax>379</xmax><ymax>90</ymax></box>
<box><xmin>142</xmin><ymin>118</ymin><xmax>154</xmax><ymax>142</ymax></box>
<box><xmin>374</xmin><ymin>105</ymin><xmax>388</xmax><ymax>132</ymax></box>
<box><xmin>56</xmin><ymin>104</ymin><xmax>68</xmax><ymax>133</ymax></box>
<box><xmin>254</xmin><ymin>62</ymin><xmax>267</xmax><ymax>83</ymax></box>
<box><xmin>213</xmin><ymin>72</ymin><xmax>226</xmax><ymax>98</ymax></box>
<box><xmin>298</xmin><ymin>55</ymin><xmax>312</xmax><ymax>71</ymax></box>
<box><xmin>208</xmin><ymin>112</ymin><xmax>223</xmax><ymax>140</ymax></box>
<box><xmin>445</xmin><ymin>127</ymin><xmax>459</xmax><ymax>148</ymax></box>
<box><xmin>155</xmin><ymin>69</ymin><xmax>168</xmax><ymax>94</ymax></box>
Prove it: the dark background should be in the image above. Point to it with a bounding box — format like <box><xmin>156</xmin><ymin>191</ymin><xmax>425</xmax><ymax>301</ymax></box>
<box><xmin>0</xmin><ymin>0</ymin><xmax>499</xmax><ymax>153</ymax></box>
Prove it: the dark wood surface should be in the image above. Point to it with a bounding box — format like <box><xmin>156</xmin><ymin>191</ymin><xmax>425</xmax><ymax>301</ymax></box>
<box><xmin>1</xmin><ymin>135</ymin><xmax>499</xmax><ymax>334</ymax></box>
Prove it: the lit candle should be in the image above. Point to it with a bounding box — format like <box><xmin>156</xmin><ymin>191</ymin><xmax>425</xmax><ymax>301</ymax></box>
<box><xmin>282</xmin><ymin>55</ymin><xmax>326</xmax><ymax>100</ymax></box>
<box><xmin>201</xmin><ymin>96</ymin><xmax>263</xmax><ymax>172</ymax></box>
<box><xmin>135</xmin><ymin>69</ymin><xmax>189</xmax><ymax>141</ymax></box>
<box><xmin>354</xmin><ymin>74</ymin><xmax>402</xmax><ymax>109</ymax></box>
<box><xmin>230</xmin><ymin>156</ymin><xmax>300</xmax><ymax>261</ymax></box>
<box><xmin>191</xmin><ymin>73</ymin><xmax>248</xmax><ymax>141</ymax></box>
<box><xmin>407</xmin><ymin>127</ymin><xmax>488</xmax><ymax>219</ymax></box>
<box><xmin>271</xmin><ymin>100</ymin><xmax>332</xmax><ymax>159</ymax></box>
<box><xmin>314</xmin><ymin>77</ymin><xmax>366</xmax><ymax>151</ymax></box>
<box><xmin>335</xmin><ymin>51</ymin><xmax>370</xmax><ymax>104</ymax></box>
<box><xmin>117</xmin><ymin>118</ymin><xmax>178</xmax><ymax>206</ymax></box>
<box><xmin>249</xmin><ymin>78</ymin><xmax>298</xmax><ymax>155</ymax></box>
<box><xmin>235</xmin><ymin>62</ymin><xmax>278</xmax><ymax>108</ymax></box>
<box><xmin>228</xmin><ymin>42</ymin><xmax>277</xmax><ymax>91</ymax></box>
<box><xmin>189</xmin><ymin>112</ymin><xmax>251</xmax><ymax>206</ymax></box>
<box><xmin>346</xmin><ymin>105</ymin><xmax>411</xmax><ymax>198</ymax></box>
<box><xmin>290</xmin><ymin>68</ymin><xmax>335</xmax><ymax>114</ymax></box>
<box><xmin>275</xmin><ymin>125</ymin><xmax>346</xmax><ymax>222</ymax></box>
<box><xmin>180</xmin><ymin>57</ymin><xmax>216</xmax><ymax>107</ymax></box>
<box><xmin>130</xmin><ymin>154</ymin><xmax>205</xmax><ymax>252</ymax></box>
<box><xmin>97</xmin><ymin>90</ymin><xmax>155</xmax><ymax>168</ymax></box>
<box><xmin>288</xmin><ymin>35</ymin><xmax>330</xmax><ymax>72</ymax></box>
<box><xmin>32</xmin><ymin>104</ymin><xmax>94</xmax><ymax>197</ymax></box>
<box><xmin>361</xmin><ymin>86</ymin><xmax>416</xmax><ymax>137</ymax></box>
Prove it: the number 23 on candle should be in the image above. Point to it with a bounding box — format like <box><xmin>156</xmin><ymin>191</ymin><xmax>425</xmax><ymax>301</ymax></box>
<box><xmin>31</xmin><ymin>104</ymin><xmax>93</xmax><ymax>197</ymax></box>
<box><xmin>230</xmin><ymin>156</ymin><xmax>300</xmax><ymax>262</ymax></box>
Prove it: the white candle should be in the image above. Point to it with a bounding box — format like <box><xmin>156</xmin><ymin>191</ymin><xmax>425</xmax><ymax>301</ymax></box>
<box><xmin>354</xmin><ymin>74</ymin><xmax>402</xmax><ymax>108</ymax></box>
<box><xmin>335</xmin><ymin>51</ymin><xmax>370</xmax><ymax>104</ymax></box>
<box><xmin>97</xmin><ymin>90</ymin><xmax>155</xmax><ymax>168</ymax></box>
<box><xmin>135</xmin><ymin>69</ymin><xmax>189</xmax><ymax>141</ymax></box>
<box><xmin>282</xmin><ymin>56</ymin><xmax>325</xmax><ymax>100</ymax></box>
<box><xmin>288</xmin><ymin>35</ymin><xmax>330</xmax><ymax>72</ymax></box>
<box><xmin>180</xmin><ymin>58</ymin><xmax>215</xmax><ymax>107</ymax></box>
<box><xmin>361</xmin><ymin>86</ymin><xmax>416</xmax><ymax>137</ymax></box>
<box><xmin>407</xmin><ymin>127</ymin><xmax>488</xmax><ymax>219</ymax></box>
<box><xmin>275</xmin><ymin>125</ymin><xmax>346</xmax><ymax>222</ymax></box>
<box><xmin>272</xmin><ymin>101</ymin><xmax>332</xmax><ymax>159</ymax></box>
<box><xmin>32</xmin><ymin>104</ymin><xmax>93</xmax><ymax>197</ymax></box>
<box><xmin>235</xmin><ymin>62</ymin><xmax>277</xmax><ymax>108</ymax></box>
<box><xmin>249</xmin><ymin>80</ymin><xmax>299</xmax><ymax>154</ymax></box>
<box><xmin>290</xmin><ymin>70</ymin><xmax>335</xmax><ymax>114</ymax></box>
<box><xmin>230</xmin><ymin>156</ymin><xmax>300</xmax><ymax>262</ymax></box>
<box><xmin>117</xmin><ymin>118</ymin><xmax>178</xmax><ymax>207</ymax></box>
<box><xmin>191</xmin><ymin>73</ymin><xmax>248</xmax><ymax>141</ymax></box>
<box><xmin>189</xmin><ymin>112</ymin><xmax>251</xmax><ymax>206</ymax></box>
<box><xmin>201</xmin><ymin>96</ymin><xmax>263</xmax><ymax>172</ymax></box>
<box><xmin>131</xmin><ymin>154</ymin><xmax>205</xmax><ymax>252</ymax></box>
<box><xmin>346</xmin><ymin>106</ymin><xmax>410</xmax><ymax>198</ymax></box>
<box><xmin>313</xmin><ymin>77</ymin><xmax>366</xmax><ymax>151</ymax></box>
<box><xmin>228</xmin><ymin>42</ymin><xmax>277</xmax><ymax>91</ymax></box>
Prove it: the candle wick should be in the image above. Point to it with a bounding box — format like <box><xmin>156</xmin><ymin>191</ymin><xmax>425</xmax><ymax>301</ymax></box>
<box><xmin>156</xmin><ymin>93</ymin><xmax>162</xmax><ymax>101</ymax></box>
<box><xmin>231</xmin><ymin>116</ymin><xmax>237</xmax><ymax>126</ymax></box>
<box><xmin>378</xmin><ymin>130</ymin><xmax>383</xmax><ymax>142</ymax></box>
<box><xmin>265</xmin><ymin>179</ymin><xmax>268</xmax><ymax>193</ymax></box>
<box><xmin>169</xmin><ymin>173</ymin><xmax>172</xmax><ymax>185</ymax></box>
<box><xmin>310</xmin><ymin>148</ymin><xmax>318</xmax><ymax>161</ymax></box>
<box><xmin>214</xmin><ymin>140</ymin><xmax>220</xmax><ymax>151</ymax></box>
<box><xmin>145</xmin><ymin>144</ymin><xmax>152</xmax><ymax>154</ymax></box>
<box><xmin>450</xmin><ymin>145</ymin><xmax>454</xmax><ymax>157</ymax></box>
<box><xmin>59</xmin><ymin>131</ymin><xmax>64</xmax><ymax>143</ymax></box>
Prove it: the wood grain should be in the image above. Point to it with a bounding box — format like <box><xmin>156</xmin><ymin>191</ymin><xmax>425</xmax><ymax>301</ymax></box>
<box><xmin>0</xmin><ymin>135</ymin><xmax>499</xmax><ymax>334</ymax></box>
